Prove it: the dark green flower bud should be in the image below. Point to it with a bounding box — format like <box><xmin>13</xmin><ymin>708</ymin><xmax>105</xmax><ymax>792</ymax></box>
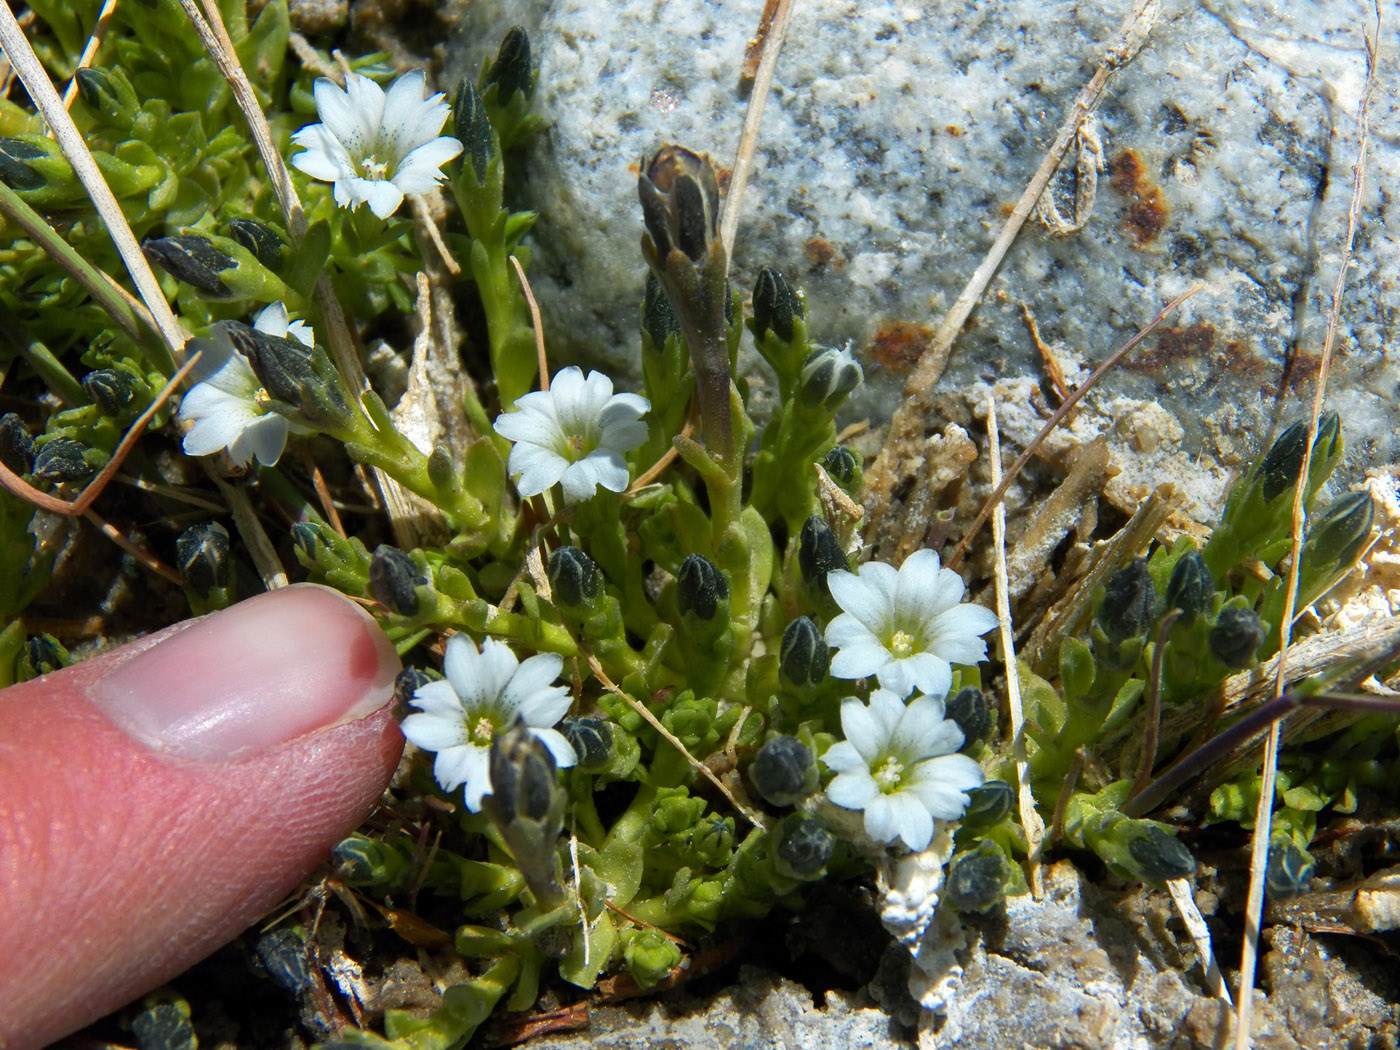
<box><xmin>0</xmin><ymin>137</ymin><xmax>49</xmax><ymax>191</ymax></box>
<box><xmin>31</xmin><ymin>437</ymin><xmax>92</xmax><ymax>484</ymax></box>
<box><xmin>333</xmin><ymin>832</ymin><xmax>410</xmax><ymax>887</ymax></box>
<box><xmin>1126</xmin><ymin>824</ymin><xmax>1196</xmax><ymax>882</ymax></box>
<box><xmin>642</xmin><ymin>271</ymin><xmax>681</xmax><ymax>350</ymax></box>
<box><xmin>547</xmin><ymin>545</ymin><xmax>602</xmax><ymax>608</ymax></box>
<box><xmin>639</xmin><ymin>144</ymin><xmax>720</xmax><ymax>265</ymax></box>
<box><xmin>74</xmin><ymin>66</ymin><xmax>138</xmax><ymax>124</ymax></box>
<box><xmin>821</xmin><ymin>446</ymin><xmax>861</xmax><ymax>491</ymax></box>
<box><xmin>142</xmin><ymin>234</ymin><xmax>235</xmax><ymax>298</ymax></box>
<box><xmin>226</xmin><ymin>218</ymin><xmax>286</xmax><ymax>270</ymax></box>
<box><xmin>175</xmin><ymin>521</ymin><xmax>229</xmax><ymax>596</ymax></box>
<box><xmin>799</xmin><ymin>345</ymin><xmax>863</xmax><ymax>409</ymax></box>
<box><xmin>254</xmin><ymin>927</ymin><xmax>310</xmax><ymax>996</ymax></box>
<box><xmin>20</xmin><ymin>634</ymin><xmax>69</xmax><ymax>680</ymax></box>
<box><xmin>130</xmin><ymin>1000</ymin><xmax>196</xmax><ymax>1050</ymax></box>
<box><xmin>623</xmin><ymin>928</ymin><xmax>682</xmax><ymax>987</ymax></box>
<box><xmin>1313</xmin><ymin>411</ymin><xmax>1341</xmax><ymax>461</ymax></box>
<box><xmin>774</xmin><ymin>813</ymin><xmax>835</xmax><ymax>879</ymax></box>
<box><xmin>1164</xmin><ymin>549</ymin><xmax>1213</xmax><ymax>624</ymax></box>
<box><xmin>290</xmin><ymin>520</ymin><xmax>324</xmax><ymax>560</ymax></box>
<box><xmin>1258</xmin><ymin>420</ymin><xmax>1308</xmax><ymax>503</ymax></box>
<box><xmin>486</xmin><ymin>720</ymin><xmax>561</xmax><ymax>826</ymax></box>
<box><xmin>1306</xmin><ymin>491</ymin><xmax>1374</xmax><ymax>568</ymax></box>
<box><xmin>945</xmin><ymin>842</ymin><xmax>1011</xmax><ymax>913</ymax></box>
<box><xmin>798</xmin><ymin>515</ymin><xmax>847</xmax><ymax>592</ymax></box>
<box><xmin>1098</xmin><ymin>558</ymin><xmax>1157</xmax><ymax>643</ymax></box>
<box><xmin>1209</xmin><ymin>606</ymin><xmax>1266</xmax><ymax>669</ymax></box>
<box><xmin>779</xmin><ymin>615</ymin><xmax>830</xmax><ymax>687</ymax></box>
<box><xmin>1265</xmin><ymin>839</ymin><xmax>1315</xmax><ymax>900</ymax></box>
<box><xmin>946</xmin><ymin>686</ymin><xmax>991</xmax><ymax>744</ymax></box>
<box><xmin>560</xmin><ymin>715</ymin><xmax>614</xmax><ymax>773</ymax></box>
<box><xmin>370</xmin><ymin>544</ymin><xmax>424</xmax><ymax>616</ymax></box>
<box><xmin>752</xmin><ymin>266</ymin><xmax>804</xmax><ymax>342</ymax></box>
<box><xmin>0</xmin><ymin>413</ymin><xmax>34</xmax><ymax>475</ymax></box>
<box><xmin>227</xmin><ymin>321</ymin><xmax>352</xmax><ymax>430</ymax></box>
<box><xmin>393</xmin><ymin>667</ymin><xmax>438</xmax><ymax>709</ymax></box>
<box><xmin>750</xmin><ymin>735</ymin><xmax>815</xmax><ymax>807</ymax></box>
<box><xmin>960</xmin><ymin>779</ymin><xmax>1014</xmax><ymax>829</ymax></box>
<box><xmin>454</xmin><ymin>77</ymin><xmax>496</xmax><ymax>183</ymax></box>
<box><xmin>81</xmin><ymin>368</ymin><xmax>139</xmax><ymax>417</ymax></box>
<box><xmin>677</xmin><ymin>553</ymin><xmax>728</xmax><ymax>620</ymax></box>
<box><xmin>485</xmin><ymin>26</ymin><xmax>534</xmax><ymax>102</ymax></box>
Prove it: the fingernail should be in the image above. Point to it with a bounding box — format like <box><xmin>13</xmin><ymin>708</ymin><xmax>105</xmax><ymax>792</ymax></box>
<box><xmin>91</xmin><ymin>584</ymin><xmax>400</xmax><ymax>760</ymax></box>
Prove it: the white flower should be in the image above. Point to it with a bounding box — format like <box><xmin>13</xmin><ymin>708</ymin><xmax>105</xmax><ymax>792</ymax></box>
<box><xmin>823</xmin><ymin>688</ymin><xmax>983</xmax><ymax>851</ymax></box>
<box><xmin>825</xmin><ymin>548</ymin><xmax>999</xmax><ymax>699</ymax></box>
<box><xmin>493</xmin><ymin>366</ymin><xmax>650</xmax><ymax>501</ymax></box>
<box><xmin>178</xmin><ymin>302</ymin><xmax>314</xmax><ymax>468</ymax></box>
<box><xmin>290</xmin><ymin>71</ymin><xmax>463</xmax><ymax>219</ymax></box>
<box><xmin>400</xmin><ymin>634</ymin><xmax>577</xmax><ymax>811</ymax></box>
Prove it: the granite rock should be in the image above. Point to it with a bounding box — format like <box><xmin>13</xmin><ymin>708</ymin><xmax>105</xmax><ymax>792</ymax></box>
<box><xmin>445</xmin><ymin>0</ymin><xmax>1398</xmax><ymax>497</ymax></box>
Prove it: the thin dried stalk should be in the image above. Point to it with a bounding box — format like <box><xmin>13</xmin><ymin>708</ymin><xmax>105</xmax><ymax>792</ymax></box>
<box><xmin>1234</xmin><ymin>14</ymin><xmax>1379</xmax><ymax>1042</ymax></box>
<box><xmin>1167</xmin><ymin>878</ymin><xmax>1231</xmax><ymax>1004</ymax></box>
<box><xmin>60</xmin><ymin>0</ymin><xmax>118</xmax><ymax>107</ymax></box>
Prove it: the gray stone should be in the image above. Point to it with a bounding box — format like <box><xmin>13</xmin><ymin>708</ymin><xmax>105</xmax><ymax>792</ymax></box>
<box><xmin>445</xmin><ymin>0</ymin><xmax>1398</xmax><ymax>497</ymax></box>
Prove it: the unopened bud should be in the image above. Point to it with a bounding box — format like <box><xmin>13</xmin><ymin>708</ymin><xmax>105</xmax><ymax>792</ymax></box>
<box><xmin>1126</xmin><ymin>824</ymin><xmax>1196</xmax><ymax>882</ymax></box>
<box><xmin>228</xmin><ymin>321</ymin><xmax>352</xmax><ymax>430</ymax></box>
<box><xmin>960</xmin><ymin>779</ymin><xmax>1014</xmax><ymax>829</ymax></box>
<box><xmin>454</xmin><ymin>77</ymin><xmax>496</xmax><ymax>183</ymax></box>
<box><xmin>1258</xmin><ymin>420</ymin><xmax>1308</xmax><ymax>503</ymax></box>
<box><xmin>945</xmin><ymin>842</ymin><xmax>1011</xmax><ymax>913</ymax></box>
<box><xmin>0</xmin><ymin>136</ymin><xmax>50</xmax><ymax>191</ymax></box>
<box><xmin>560</xmin><ymin>715</ymin><xmax>614</xmax><ymax>773</ymax></box>
<box><xmin>1164</xmin><ymin>549</ymin><xmax>1213</xmax><ymax>623</ymax></box>
<box><xmin>639</xmin><ymin>144</ymin><xmax>720</xmax><ymax>265</ymax></box>
<box><xmin>175</xmin><ymin>521</ymin><xmax>230</xmax><ymax>596</ymax></box>
<box><xmin>677</xmin><ymin>553</ymin><xmax>728</xmax><ymax>620</ymax></box>
<box><xmin>334</xmin><ymin>831</ymin><xmax>410</xmax><ymax>888</ymax></box>
<box><xmin>393</xmin><ymin>667</ymin><xmax>439</xmax><ymax>709</ymax></box>
<box><xmin>774</xmin><ymin>813</ymin><xmax>835</xmax><ymax>879</ymax></box>
<box><xmin>31</xmin><ymin>437</ymin><xmax>92</xmax><ymax>484</ymax></box>
<box><xmin>226</xmin><ymin>218</ymin><xmax>286</xmax><ymax>270</ymax></box>
<box><xmin>81</xmin><ymin>368</ymin><xmax>139</xmax><ymax>417</ymax></box>
<box><xmin>779</xmin><ymin>615</ymin><xmax>829</xmax><ymax>688</ymax></box>
<box><xmin>75</xmin><ymin>66</ymin><xmax>138</xmax><ymax>124</ymax></box>
<box><xmin>946</xmin><ymin>686</ymin><xmax>991</xmax><ymax>744</ymax></box>
<box><xmin>1209</xmin><ymin>606</ymin><xmax>1266</xmax><ymax>669</ymax></box>
<box><xmin>1306</xmin><ymin>490</ymin><xmax>1374</xmax><ymax>568</ymax></box>
<box><xmin>799</xmin><ymin>345</ymin><xmax>862</xmax><ymax>410</ymax></box>
<box><xmin>752</xmin><ymin>266</ymin><xmax>803</xmax><ymax>343</ymax></box>
<box><xmin>142</xmin><ymin>234</ymin><xmax>235</xmax><ymax>298</ymax></box>
<box><xmin>798</xmin><ymin>515</ymin><xmax>847</xmax><ymax>592</ymax></box>
<box><xmin>1098</xmin><ymin>558</ymin><xmax>1157</xmax><ymax>643</ymax></box>
<box><xmin>821</xmin><ymin>446</ymin><xmax>861</xmax><ymax>491</ymax></box>
<box><xmin>484</xmin><ymin>26</ymin><xmax>535</xmax><ymax>102</ymax></box>
<box><xmin>642</xmin><ymin>271</ymin><xmax>681</xmax><ymax>350</ymax></box>
<box><xmin>750</xmin><ymin>735</ymin><xmax>815</xmax><ymax>807</ymax></box>
<box><xmin>254</xmin><ymin>928</ymin><xmax>310</xmax><ymax>997</ymax></box>
<box><xmin>20</xmin><ymin>634</ymin><xmax>68</xmax><ymax>680</ymax></box>
<box><xmin>547</xmin><ymin>545</ymin><xmax>602</xmax><ymax>608</ymax></box>
<box><xmin>1265</xmin><ymin>839</ymin><xmax>1315</xmax><ymax>899</ymax></box>
<box><xmin>0</xmin><ymin>413</ymin><xmax>34</xmax><ymax>475</ymax></box>
<box><xmin>370</xmin><ymin>544</ymin><xmax>424</xmax><ymax>616</ymax></box>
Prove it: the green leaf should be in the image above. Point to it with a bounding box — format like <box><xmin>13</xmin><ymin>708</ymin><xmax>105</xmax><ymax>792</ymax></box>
<box><xmin>1059</xmin><ymin>636</ymin><xmax>1095</xmax><ymax>700</ymax></box>
<box><xmin>286</xmin><ymin>218</ymin><xmax>331</xmax><ymax>296</ymax></box>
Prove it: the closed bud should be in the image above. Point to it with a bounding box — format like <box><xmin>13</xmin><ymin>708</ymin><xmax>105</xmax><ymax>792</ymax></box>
<box><xmin>142</xmin><ymin>234</ymin><xmax>235</xmax><ymax>298</ymax></box>
<box><xmin>945</xmin><ymin>842</ymin><xmax>1011</xmax><ymax>913</ymax></box>
<box><xmin>775</xmin><ymin>814</ymin><xmax>835</xmax><ymax>879</ymax></box>
<box><xmin>130</xmin><ymin>1001</ymin><xmax>195</xmax><ymax>1050</ymax></box>
<box><xmin>483</xmin><ymin>720</ymin><xmax>566</xmax><ymax>868</ymax></box>
<box><xmin>642</xmin><ymin>271</ymin><xmax>681</xmax><ymax>350</ymax></box>
<box><xmin>752</xmin><ymin>266</ymin><xmax>803</xmax><ymax>342</ymax></box>
<box><xmin>228</xmin><ymin>321</ymin><xmax>352</xmax><ymax>430</ymax></box>
<box><xmin>780</xmin><ymin>615</ymin><xmax>829</xmax><ymax>687</ymax></box>
<box><xmin>0</xmin><ymin>413</ymin><xmax>35</xmax><ymax>475</ymax></box>
<box><xmin>560</xmin><ymin>715</ymin><xmax>614</xmax><ymax>773</ymax></box>
<box><xmin>798</xmin><ymin>515</ymin><xmax>847</xmax><ymax>592</ymax></box>
<box><xmin>226</xmin><ymin>218</ymin><xmax>286</xmax><ymax>270</ymax></box>
<box><xmin>689</xmin><ymin>814</ymin><xmax>734</xmax><ymax>867</ymax></box>
<box><xmin>0</xmin><ymin>136</ymin><xmax>51</xmax><ymax>191</ymax></box>
<box><xmin>1164</xmin><ymin>549</ymin><xmax>1213</xmax><ymax>623</ymax></box>
<box><xmin>393</xmin><ymin>667</ymin><xmax>439</xmax><ymax>709</ymax></box>
<box><xmin>20</xmin><ymin>634</ymin><xmax>68</xmax><ymax>680</ymax></box>
<box><xmin>799</xmin><ymin>345</ymin><xmax>863</xmax><ymax>410</ymax></box>
<box><xmin>31</xmin><ymin>437</ymin><xmax>92</xmax><ymax>484</ymax></box>
<box><xmin>639</xmin><ymin>144</ymin><xmax>720</xmax><ymax>265</ymax></box>
<box><xmin>960</xmin><ymin>779</ymin><xmax>1014</xmax><ymax>829</ymax></box>
<box><xmin>939</xmin><ymin>686</ymin><xmax>987</xmax><ymax>744</ymax></box>
<box><xmin>547</xmin><ymin>545</ymin><xmax>602</xmax><ymax>608</ymax></box>
<box><xmin>821</xmin><ymin>445</ymin><xmax>861</xmax><ymax>491</ymax></box>
<box><xmin>1126</xmin><ymin>824</ymin><xmax>1196</xmax><ymax>882</ymax></box>
<box><xmin>750</xmin><ymin>735</ymin><xmax>815</xmax><ymax>807</ymax></box>
<box><xmin>677</xmin><ymin>553</ymin><xmax>728</xmax><ymax>620</ymax></box>
<box><xmin>254</xmin><ymin>928</ymin><xmax>310</xmax><ymax>997</ymax></box>
<box><xmin>370</xmin><ymin>544</ymin><xmax>424</xmax><ymax>616</ymax></box>
<box><xmin>1313</xmin><ymin>411</ymin><xmax>1341</xmax><ymax>461</ymax></box>
<box><xmin>1098</xmin><ymin>558</ymin><xmax>1157</xmax><ymax>643</ymax></box>
<box><xmin>74</xmin><ymin>66</ymin><xmax>138</xmax><ymax>123</ymax></box>
<box><xmin>1265</xmin><ymin>839</ymin><xmax>1315</xmax><ymax>899</ymax></box>
<box><xmin>454</xmin><ymin>77</ymin><xmax>496</xmax><ymax>183</ymax></box>
<box><xmin>624</xmin><ymin>928</ymin><xmax>682</xmax><ymax>987</ymax></box>
<box><xmin>1258</xmin><ymin>420</ymin><xmax>1308</xmax><ymax>503</ymax></box>
<box><xmin>81</xmin><ymin>367</ymin><xmax>139</xmax><ymax>417</ymax></box>
<box><xmin>175</xmin><ymin>521</ymin><xmax>230</xmax><ymax>596</ymax></box>
<box><xmin>1306</xmin><ymin>490</ymin><xmax>1374</xmax><ymax>568</ymax></box>
<box><xmin>1209</xmin><ymin>606</ymin><xmax>1266</xmax><ymax>669</ymax></box>
<box><xmin>484</xmin><ymin>26</ymin><xmax>535</xmax><ymax>102</ymax></box>
<box><xmin>333</xmin><ymin>831</ymin><xmax>410</xmax><ymax>888</ymax></box>
<box><xmin>290</xmin><ymin>519</ymin><xmax>327</xmax><ymax>560</ymax></box>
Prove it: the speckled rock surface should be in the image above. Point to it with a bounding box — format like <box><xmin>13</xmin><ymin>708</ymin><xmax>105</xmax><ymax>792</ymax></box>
<box><xmin>445</xmin><ymin>0</ymin><xmax>1398</xmax><ymax>494</ymax></box>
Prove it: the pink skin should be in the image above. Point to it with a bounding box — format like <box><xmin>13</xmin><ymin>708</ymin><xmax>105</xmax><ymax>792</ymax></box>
<box><xmin>0</xmin><ymin>585</ymin><xmax>404</xmax><ymax>1050</ymax></box>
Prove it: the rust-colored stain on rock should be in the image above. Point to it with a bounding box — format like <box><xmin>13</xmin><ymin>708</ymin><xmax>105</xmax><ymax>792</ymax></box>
<box><xmin>868</xmin><ymin>320</ymin><xmax>933</xmax><ymax>372</ymax></box>
<box><xmin>1109</xmin><ymin>149</ymin><xmax>1168</xmax><ymax>245</ymax></box>
<box><xmin>804</xmin><ymin>235</ymin><xmax>844</xmax><ymax>271</ymax></box>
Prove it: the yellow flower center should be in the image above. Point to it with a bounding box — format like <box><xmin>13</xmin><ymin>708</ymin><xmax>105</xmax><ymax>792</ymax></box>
<box><xmin>874</xmin><ymin>755</ymin><xmax>904</xmax><ymax>793</ymax></box>
<box><xmin>360</xmin><ymin>155</ymin><xmax>390</xmax><ymax>180</ymax></box>
<box><xmin>889</xmin><ymin>629</ymin><xmax>916</xmax><ymax>658</ymax></box>
<box><xmin>471</xmin><ymin>715</ymin><xmax>495</xmax><ymax>746</ymax></box>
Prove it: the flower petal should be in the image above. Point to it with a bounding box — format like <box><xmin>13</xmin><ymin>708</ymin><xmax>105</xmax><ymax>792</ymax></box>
<box><xmin>508</xmin><ymin>442</ymin><xmax>569</xmax><ymax>498</ymax></box>
<box><xmin>826</xmin><ymin>768</ymin><xmax>879</xmax><ymax>809</ymax></box>
<box><xmin>401</xmin><ymin>709</ymin><xmax>467</xmax><ymax>751</ymax></box>
<box><xmin>887</xmin><ymin>790</ymin><xmax>934</xmax><ymax>851</ymax></box>
<box><xmin>820</xmin><ymin>740</ymin><xmax>869</xmax><ymax>775</ymax></box>
<box><xmin>434</xmin><ymin>743</ymin><xmax>488</xmax><ymax>797</ymax></box>
<box><xmin>531</xmin><ymin>727</ymin><xmax>579</xmax><ymax>769</ymax></box>
<box><xmin>907</xmin><ymin>754</ymin><xmax>983</xmax><ymax>819</ymax></box>
<box><xmin>862</xmin><ymin>795</ymin><xmax>899</xmax><ymax>844</ymax></box>
<box><xmin>838</xmin><ymin>696</ymin><xmax>886</xmax><ymax>763</ymax></box>
<box><xmin>364</xmin><ymin>178</ymin><xmax>405</xmax><ymax>218</ymax></box>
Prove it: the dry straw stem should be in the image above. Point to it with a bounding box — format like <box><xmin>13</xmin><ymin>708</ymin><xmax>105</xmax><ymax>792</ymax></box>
<box><xmin>59</xmin><ymin>0</ymin><xmax>118</xmax><ymax>108</ymax></box>
<box><xmin>1167</xmin><ymin>877</ymin><xmax>1231</xmax><ymax>1004</ymax></box>
<box><xmin>718</xmin><ymin>0</ymin><xmax>794</xmax><ymax>258</ymax></box>
<box><xmin>985</xmin><ymin>396</ymin><xmax>1046</xmax><ymax>897</ymax></box>
<box><xmin>863</xmin><ymin>0</ymin><xmax>1159</xmax><ymax>524</ymax></box>
<box><xmin>1234</xmin><ymin>12</ymin><xmax>1378</xmax><ymax>1039</ymax></box>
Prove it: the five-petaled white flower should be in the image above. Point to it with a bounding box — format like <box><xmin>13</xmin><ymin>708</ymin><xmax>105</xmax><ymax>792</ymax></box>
<box><xmin>493</xmin><ymin>366</ymin><xmax>650</xmax><ymax>501</ymax></box>
<box><xmin>290</xmin><ymin>71</ymin><xmax>463</xmax><ymax>219</ymax></box>
<box><xmin>178</xmin><ymin>302</ymin><xmax>313</xmax><ymax>468</ymax></box>
<box><xmin>400</xmin><ymin>634</ymin><xmax>577</xmax><ymax>811</ymax></box>
<box><xmin>823</xmin><ymin>688</ymin><xmax>983</xmax><ymax>851</ymax></box>
<box><xmin>825</xmin><ymin>548</ymin><xmax>999</xmax><ymax>700</ymax></box>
